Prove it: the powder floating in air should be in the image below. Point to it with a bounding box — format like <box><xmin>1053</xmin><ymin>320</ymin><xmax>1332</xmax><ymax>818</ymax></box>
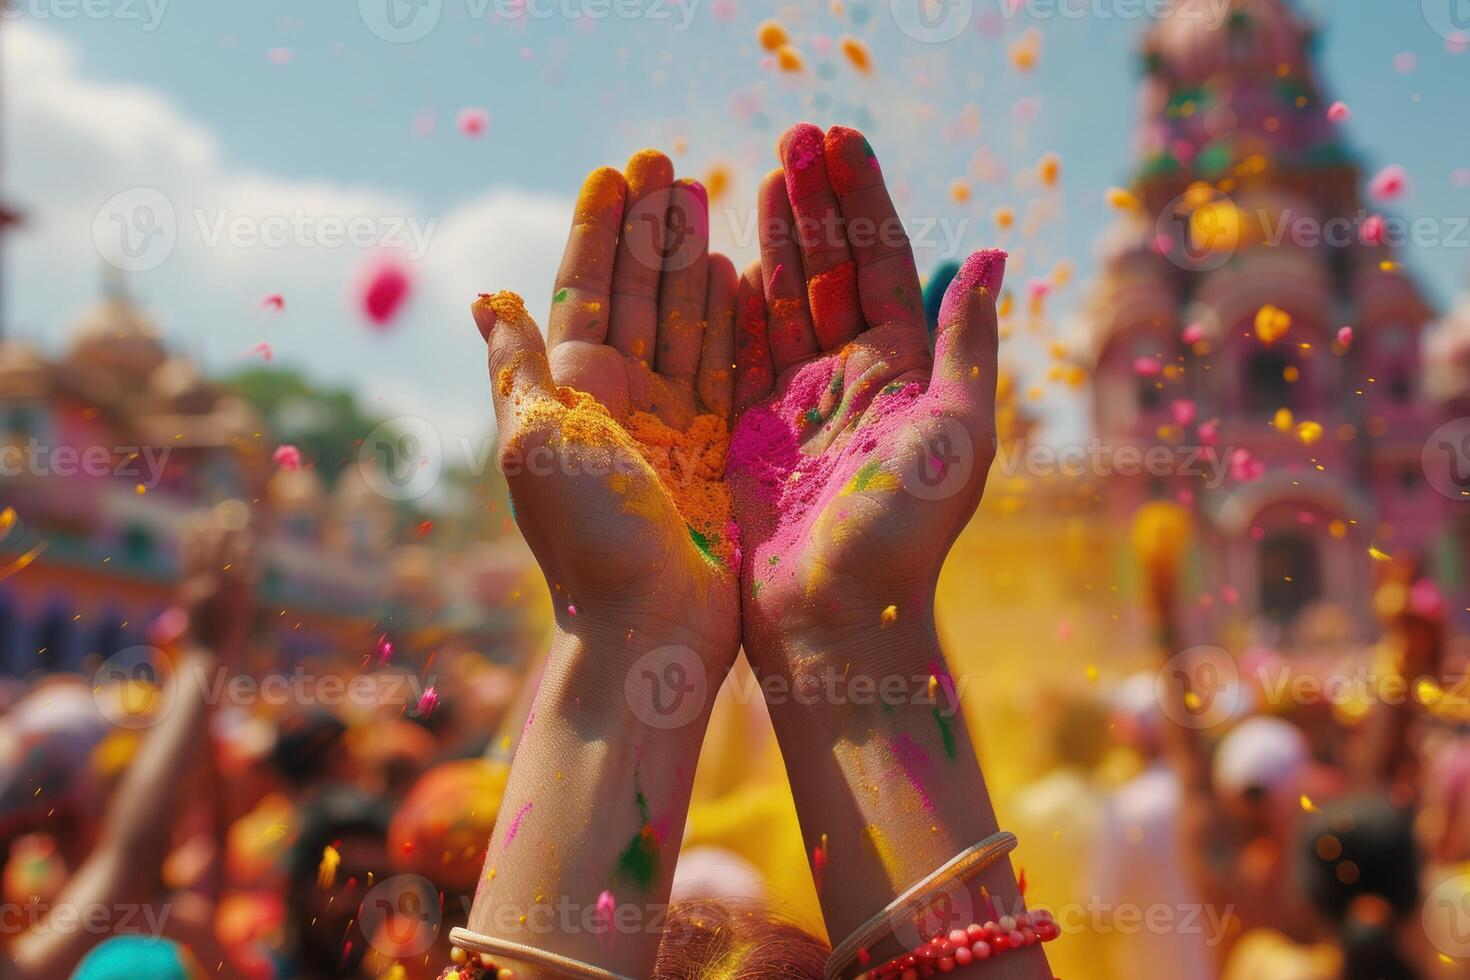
<box><xmin>358</xmin><ymin>257</ymin><xmax>413</xmax><ymax>328</ymax></box>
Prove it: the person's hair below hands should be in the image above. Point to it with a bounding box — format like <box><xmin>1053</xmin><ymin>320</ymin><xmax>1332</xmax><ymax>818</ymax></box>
<box><xmin>653</xmin><ymin>899</ymin><xmax>828</xmax><ymax>980</ymax></box>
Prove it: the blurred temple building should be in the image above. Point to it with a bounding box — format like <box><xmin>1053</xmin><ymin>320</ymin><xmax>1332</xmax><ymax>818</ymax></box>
<box><xmin>0</xmin><ymin>280</ymin><xmax>533</xmax><ymax>676</ymax></box>
<box><xmin>1066</xmin><ymin>0</ymin><xmax>1468</xmax><ymax>643</ymax></box>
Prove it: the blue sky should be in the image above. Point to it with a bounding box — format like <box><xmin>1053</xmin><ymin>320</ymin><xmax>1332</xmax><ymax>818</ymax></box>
<box><xmin>2</xmin><ymin>0</ymin><xmax>1467</xmax><ymax>452</ymax></box>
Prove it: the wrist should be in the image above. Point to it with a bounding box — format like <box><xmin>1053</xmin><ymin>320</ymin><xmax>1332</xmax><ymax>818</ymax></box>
<box><xmin>746</xmin><ymin>612</ymin><xmax>949</xmax><ymax>725</ymax></box>
<box><xmin>540</xmin><ymin>618</ymin><xmax>734</xmax><ymax>739</ymax></box>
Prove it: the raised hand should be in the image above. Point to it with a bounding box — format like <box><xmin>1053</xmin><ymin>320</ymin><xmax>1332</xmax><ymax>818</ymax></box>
<box><xmin>176</xmin><ymin>503</ymin><xmax>255</xmax><ymax>664</ymax></box>
<box><xmin>473</xmin><ymin>150</ymin><xmax>740</xmax><ymax>666</ymax></box>
<box><xmin>463</xmin><ymin>151</ymin><xmax>745</xmax><ymax>976</ymax></box>
<box><xmin>728</xmin><ymin>122</ymin><xmax>1002</xmax><ymax>653</ymax></box>
<box><xmin>723</xmin><ymin>125</ymin><xmax>1048</xmax><ymax>977</ymax></box>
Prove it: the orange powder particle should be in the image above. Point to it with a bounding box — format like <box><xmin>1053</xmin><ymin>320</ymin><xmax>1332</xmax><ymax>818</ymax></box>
<box><xmin>757</xmin><ymin>19</ymin><xmax>789</xmax><ymax>51</ymax></box>
<box><xmin>839</xmin><ymin>35</ymin><xmax>872</xmax><ymax>74</ymax></box>
<box><xmin>775</xmin><ymin>45</ymin><xmax>805</xmax><ymax>73</ymax></box>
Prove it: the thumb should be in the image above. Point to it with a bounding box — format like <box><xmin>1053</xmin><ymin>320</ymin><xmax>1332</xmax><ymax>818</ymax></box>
<box><xmin>933</xmin><ymin>248</ymin><xmax>1004</xmax><ymax>403</ymax></box>
<box><xmin>473</xmin><ymin>291</ymin><xmax>555</xmax><ymax>426</ymax></box>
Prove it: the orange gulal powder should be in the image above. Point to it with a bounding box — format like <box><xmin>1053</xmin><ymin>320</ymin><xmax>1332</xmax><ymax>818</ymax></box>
<box><xmin>487</xmin><ymin>289</ymin><xmax>734</xmax><ymax>566</ymax></box>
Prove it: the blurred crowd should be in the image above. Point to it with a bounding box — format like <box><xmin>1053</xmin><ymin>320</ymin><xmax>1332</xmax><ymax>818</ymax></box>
<box><xmin>0</xmin><ymin>502</ymin><xmax>1468</xmax><ymax>979</ymax></box>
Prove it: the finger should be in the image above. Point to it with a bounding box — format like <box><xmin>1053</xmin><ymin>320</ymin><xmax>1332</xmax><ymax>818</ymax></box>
<box><xmin>473</xmin><ymin>291</ymin><xmax>555</xmax><ymax>430</ymax></box>
<box><xmin>697</xmin><ymin>253</ymin><xmax>738</xmax><ymax>420</ymax></box>
<box><xmin>933</xmin><ymin>249</ymin><xmax>1005</xmax><ymax>410</ymax></box>
<box><xmin>759</xmin><ymin>169</ymin><xmax>819</xmax><ymax>372</ymax></box>
<box><xmin>780</xmin><ymin>123</ymin><xmax>862</xmax><ymax>350</ymax></box>
<box><xmin>548</xmin><ymin>167</ymin><xmax>627</xmax><ymax>347</ymax></box>
<box><xmin>606</xmin><ymin>149</ymin><xmax>674</xmax><ymax>367</ymax></box>
<box><xmin>733</xmin><ymin>260</ymin><xmax>774</xmax><ymax>414</ymax></box>
<box><xmin>654</xmin><ymin>178</ymin><xmax>711</xmax><ymax>385</ymax></box>
<box><xmin>823</xmin><ymin>125</ymin><xmax>925</xmax><ymax>337</ymax></box>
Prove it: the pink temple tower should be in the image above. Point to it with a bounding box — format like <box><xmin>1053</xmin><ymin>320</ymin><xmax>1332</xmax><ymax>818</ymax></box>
<box><xmin>1076</xmin><ymin>0</ymin><xmax>1460</xmax><ymax>642</ymax></box>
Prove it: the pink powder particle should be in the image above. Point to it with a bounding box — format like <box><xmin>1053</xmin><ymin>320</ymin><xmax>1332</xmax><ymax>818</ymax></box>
<box><xmin>417</xmin><ymin>686</ymin><xmax>440</xmax><ymax>717</ymax></box>
<box><xmin>1362</xmin><ymin>214</ymin><xmax>1386</xmax><ymax>246</ymax></box>
<box><xmin>457</xmin><ymin>108</ymin><xmax>490</xmax><ymax>137</ymax></box>
<box><xmin>1326</xmin><ymin>101</ymin><xmax>1350</xmax><ymax>123</ymax></box>
<box><xmin>1170</xmin><ymin>399</ymin><xmax>1196</xmax><ymax>427</ymax></box>
<box><xmin>1392</xmin><ymin>52</ymin><xmax>1417</xmax><ymax>74</ymax></box>
<box><xmin>376</xmin><ymin>634</ymin><xmax>394</xmax><ymax>665</ymax></box>
<box><xmin>1337</xmin><ymin>326</ymin><xmax>1354</xmax><ymax>349</ymax></box>
<box><xmin>1181</xmin><ymin>322</ymin><xmax>1206</xmax><ymax>345</ymax></box>
<box><xmin>358</xmin><ymin>257</ymin><xmax>413</xmax><ymax>328</ymax></box>
<box><xmin>1132</xmin><ymin>357</ymin><xmax>1162</xmax><ymax>378</ymax></box>
<box><xmin>261</xmin><ymin>293</ymin><xmax>285</xmax><ymax>312</ymax></box>
<box><xmin>266</xmin><ymin>48</ymin><xmax>293</xmax><ymax>65</ymax></box>
<box><xmin>595</xmin><ymin>890</ymin><xmax>617</xmax><ymax>947</ymax></box>
<box><xmin>273</xmin><ymin>445</ymin><xmax>302</xmax><ymax>471</ymax></box>
<box><xmin>1369</xmin><ymin>165</ymin><xmax>1408</xmax><ymax>202</ymax></box>
<box><xmin>1230</xmin><ymin>449</ymin><xmax>1264</xmax><ymax>483</ymax></box>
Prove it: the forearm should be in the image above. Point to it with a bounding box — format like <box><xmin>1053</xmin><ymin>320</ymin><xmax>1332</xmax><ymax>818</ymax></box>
<box><xmin>12</xmin><ymin>647</ymin><xmax>215</xmax><ymax>977</ymax></box>
<box><xmin>751</xmin><ymin>614</ymin><xmax>1050</xmax><ymax>979</ymax></box>
<box><xmin>464</xmin><ymin>625</ymin><xmax>719</xmax><ymax>978</ymax></box>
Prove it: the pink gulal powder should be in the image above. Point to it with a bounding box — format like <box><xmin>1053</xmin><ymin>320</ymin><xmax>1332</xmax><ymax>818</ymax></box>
<box><xmin>727</xmin><ymin>249</ymin><xmax>1003</xmax><ymax>593</ymax></box>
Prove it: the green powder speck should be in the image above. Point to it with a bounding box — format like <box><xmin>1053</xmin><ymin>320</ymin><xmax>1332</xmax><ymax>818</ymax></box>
<box><xmin>687</xmin><ymin>525</ymin><xmax>723</xmax><ymax>567</ymax></box>
<box><xmin>933</xmin><ymin>706</ymin><xmax>957</xmax><ymax>760</ymax></box>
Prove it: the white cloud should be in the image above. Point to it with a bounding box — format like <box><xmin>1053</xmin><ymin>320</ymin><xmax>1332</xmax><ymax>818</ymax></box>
<box><xmin>1</xmin><ymin>20</ymin><xmax>572</xmax><ymax>452</ymax></box>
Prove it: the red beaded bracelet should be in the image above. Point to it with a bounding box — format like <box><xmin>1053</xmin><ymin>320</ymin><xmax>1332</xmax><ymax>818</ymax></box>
<box><xmin>858</xmin><ymin>909</ymin><xmax>1061</xmax><ymax>979</ymax></box>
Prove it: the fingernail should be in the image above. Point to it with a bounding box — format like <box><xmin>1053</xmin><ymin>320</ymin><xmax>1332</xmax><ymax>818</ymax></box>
<box><xmin>472</xmin><ymin>295</ymin><xmax>496</xmax><ymax>342</ymax></box>
<box><xmin>938</xmin><ymin>249</ymin><xmax>1007</xmax><ymax>326</ymax></box>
